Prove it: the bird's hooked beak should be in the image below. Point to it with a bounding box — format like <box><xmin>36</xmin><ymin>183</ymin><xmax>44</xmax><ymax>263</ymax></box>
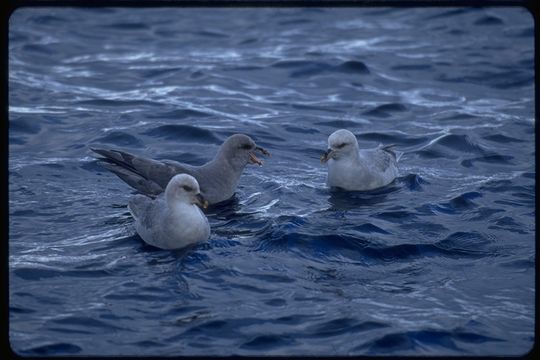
<box><xmin>320</xmin><ymin>148</ymin><xmax>334</xmax><ymax>164</ymax></box>
<box><xmin>193</xmin><ymin>193</ymin><xmax>209</xmax><ymax>209</ymax></box>
<box><xmin>249</xmin><ymin>146</ymin><xmax>271</xmax><ymax>166</ymax></box>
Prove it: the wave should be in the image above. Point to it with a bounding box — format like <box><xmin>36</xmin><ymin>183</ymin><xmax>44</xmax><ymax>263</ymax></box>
<box><xmin>423</xmin><ymin>8</ymin><xmax>477</xmax><ymax>20</ymax></box>
<box><xmin>363</xmin><ymin>103</ymin><xmax>408</xmax><ymax>117</ymax></box>
<box><xmin>134</xmin><ymin>66</ymin><xmax>183</xmax><ymax>79</ymax></box>
<box><xmin>399</xmin><ymin>173</ymin><xmax>428</xmax><ymax>191</ymax></box>
<box><xmin>437</xmin><ymin>134</ymin><xmax>483</xmax><ymax>152</ymax></box>
<box><xmin>76</xmin><ymin>99</ymin><xmax>157</xmax><ymax>107</ymax></box>
<box><xmin>434</xmin><ymin>191</ymin><xmax>481</xmax><ymax>213</ymax></box>
<box><xmin>194</xmin><ymin>30</ymin><xmax>229</xmax><ymax>38</ymax></box>
<box><xmin>474</xmin><ymin>15</ymin><xmax>504</xmax><ymax>26</ymax></box>
<box><xmin>304</xmin><ymin>318</ymin><xmax>388</xmax><ymax>338</ymax></box>
<box><xmin>141</xmin><ymin>124</ymin><xmax>221</xmax><ymax>143</ymax></box>
<box><xmin>18</xmin><ymin>343</ymin><xmax>82</xmax><ymax>356</ymax></box>
<box><xmin>146</xmin><ymin>108</ymin><xmax>212</xmax><ymax>120</ymax></box>
<box><xmin>270</xmin><ymin>59</ymin><xmax>370</xmax><ymax>78</ymax></box>
<box><xmin>391</xmin><ymin>64</ymin><xmax>433</xmax><ymax>71</ymax></box>
<box><xmin>240</xmin><ymin>334</ymin><xmax>297</xmax><ymax>351</ymax></box>
<box><xmin>326</xmin><ymin>184</ymin><xmax>401</xmax><ymax>210</ymax></box>
<box><xmin>315</xmin><ymin>119</ymin><xmax>367</xmax><ymax>128</ymax></box>
<box><xmin>21</xmin><ymin>44</ymin><xmax>56</xmax><ymax>55</ymax></box>
<box><xmin>92</xmin><ymin>131</ymin><xmax>144</xmax><ymax>147</ymax></box>
<box><xmin>335</xmin><ymin>60</ymin><xmax>370</xmax><ymax>74</ymax></box>
<box><xmin>416</xmin><ymin>133</ymin><xmax>487</xmax><ymax>157</ymax></box>
<box><xmin>436</xmin><ymin>70</ymin><xmax>533</xmax><ymax>90</ymax></box>
<box><xmin>10</xmin><ymin>117</ymin><xmax>42</xmax><ymax>134</ymax></box>
<box><xmin>252</xmin><ymin>222</ymin><xmax>496</xmax><ymax>263</ymax></box>
<box><xmin>102</xmin><ymin>22</ymin><xmax>149</xmax><ymax>30</ymax></box>
<box><xmin>358</xmin><ymin>328</ymin><xmax>502</xmax><ymax>354</ymax></box>
<box><xmin>461</xmin><ymin>155</ymin><xmax>514</xmax><ymax>168</ymax></box>
<box><xmin>283</xmin><ymin>125</ymin><xmax>320</xmax><ymax>135</ymax></box>
<box><xmin>356</xmin><ymin>131</ymin><xmax>428</xmax><ymax>146</ymax></box>
<box><xmin>482</xmin><ymin>134</ymin><xmax>525</xmax><ymax>144</ymax></box>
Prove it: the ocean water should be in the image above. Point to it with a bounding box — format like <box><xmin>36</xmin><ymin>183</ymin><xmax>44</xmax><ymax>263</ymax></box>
<box><xmin>8</xmin><ymin>6</ymin><xmax>535</xmax><ymax>356</ymax></box>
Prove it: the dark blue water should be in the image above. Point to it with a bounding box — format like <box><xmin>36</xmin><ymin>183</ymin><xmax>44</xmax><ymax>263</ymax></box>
<box><xmin>8</xmin><ymin>7</ymin><xmax>535</xmax><ymax>356</ymax></box>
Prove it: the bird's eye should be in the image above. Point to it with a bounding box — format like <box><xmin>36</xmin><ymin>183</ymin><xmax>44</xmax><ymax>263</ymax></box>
<box><xmin>336</xmin><ymin>143</ymin><xmax>347</xmax><ymax>149</ymax></box>
<box><xmin>240</xmin><ymin>144</ymin><xmax>252</xmax><ymax>150</ymax></box>
<box><xmin>182</xmin><ymin>185</ymin><xmax>193</xmax><ymax>192</ymax></box>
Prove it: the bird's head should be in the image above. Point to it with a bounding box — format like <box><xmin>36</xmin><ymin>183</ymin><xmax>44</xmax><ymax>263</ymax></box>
<box><xmin>321</xmin><ymin>129</ymin><xmax>358</xmax><ymax>163</ymax></box>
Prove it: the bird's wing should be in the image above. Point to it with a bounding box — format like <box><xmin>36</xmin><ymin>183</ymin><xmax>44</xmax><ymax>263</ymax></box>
<box><xmin>128</xmin><ymin>195</ymin><xmax>166</xmax><ymax>248</ymax></box>
<box><xmin>127</xmin><ymin>194</ymin><xmax>153</xmax><ymax>224</ymax></box>
<box><xmin>91</xmin><ymin>148</ymin><xmax>192</xmax><ymax>196</ymax></box>
<box><xmin>367</xmin><ymin>145</ymin><xmax>397</xmax><ymax>173</ymax></box>
<box><xmin>379</xmin><ymin>144</ymin><xmax>403</xmax><ymax>162</ymax></box>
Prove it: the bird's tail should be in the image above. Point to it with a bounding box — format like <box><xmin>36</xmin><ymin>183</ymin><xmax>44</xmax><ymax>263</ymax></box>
<box><xmin>90</xmin><ymin>147</ymin><xmax>164</xmax><ymax>196</ymax></box>
<box><xmin>381</xmin><ymin>144</ymin><xmax>404</xmax><ymax>162</ymax></box>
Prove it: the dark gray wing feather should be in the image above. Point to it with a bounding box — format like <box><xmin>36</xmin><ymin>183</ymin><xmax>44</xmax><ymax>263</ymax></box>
<box><xmin>381</xmin><ymin>144</ymin><xmax>397</xmax><ymax>159</ymax></box>
<box><xmin>370</xmin><ymin>144</ymin><xmax>399</xmax><ymax>173</ymax></box>
<box><xmin>91</xmin><ymin>148</ymin><xmax>193</xmax><ymax>196</ymax></box>
<box><xmin>381</xmin><ymin>144</ymin><xmax>403</xmax><ymax>162</ymax></box>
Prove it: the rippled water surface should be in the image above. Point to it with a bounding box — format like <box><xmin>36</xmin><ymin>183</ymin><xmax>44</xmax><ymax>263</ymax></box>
<box><xmin>8</xmin><ymin>6</ymin><xmax>535</xmax><ymax>356</ymax></box>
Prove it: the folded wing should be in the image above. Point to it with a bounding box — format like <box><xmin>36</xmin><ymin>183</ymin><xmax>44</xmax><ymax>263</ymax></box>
<box><xmin>369</xmin><ymin>144</ymin><xmax>401</xmax><ymax>173</ymax></box>
<box><xmin>91</xmin><ymin>148</ymin><xmax>192</xmax><ymax>197</ymax></box>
